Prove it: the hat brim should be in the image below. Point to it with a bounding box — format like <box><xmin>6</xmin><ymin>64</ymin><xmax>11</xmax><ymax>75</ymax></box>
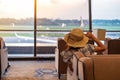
<box><xmin>64</xmin><ymin>33</ymin><xmax>89</xmax><ymax>47</ymax></box>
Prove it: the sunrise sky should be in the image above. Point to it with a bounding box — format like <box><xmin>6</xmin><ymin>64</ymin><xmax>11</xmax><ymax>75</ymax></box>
<box><xmin>0</xmin><ymin>0</ymin><xmax>120</xmax><ymax>19</ymax></box>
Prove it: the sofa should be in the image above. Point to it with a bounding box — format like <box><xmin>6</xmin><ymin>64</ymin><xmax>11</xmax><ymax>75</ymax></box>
<box><xmin>0</xmin><ymin>37</ymin><xmax>10</xmax><ymax>79</ymax></box>
<box><xmin>67</xmin><ymin>54</ymin><xmax>120</xmax><ymax>80</ymax></box>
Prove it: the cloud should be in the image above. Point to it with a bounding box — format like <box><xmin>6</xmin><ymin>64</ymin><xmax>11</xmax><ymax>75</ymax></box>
<box><xmin>92</xmin><ymin>0</ymin><xmax>120</xmax><ymax>19</ymax></box>
<box><xmin>50</xmin><ymin>0</ymin><xmax>87</xmax><ymax>5</ymax></box>
<box><xmin>37</xmin><ymin>0</ymin><xmax>89</xmax><ymax>19</ymax></box>
<box><xmin>50</xmin><ymin>0</ymin><xmax>59</xmax><ymax>4</ymax></box>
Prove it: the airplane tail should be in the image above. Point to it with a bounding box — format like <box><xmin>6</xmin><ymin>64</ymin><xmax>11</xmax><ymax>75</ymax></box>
<box><xmin>80</xmin><ymin>16</ymin><xmax>84</xmax><ymax>28</ymax></box>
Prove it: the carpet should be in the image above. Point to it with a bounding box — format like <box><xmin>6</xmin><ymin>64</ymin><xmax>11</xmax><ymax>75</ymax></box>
<box><xmin>1</xmin><ymin>61</ymin><xmax>66</xmax><ymax>80</ymax></box>
<box><xmin>34</xmin><ymin>68</ymin><xmax>58</xmax><ymax>77</ymax></box>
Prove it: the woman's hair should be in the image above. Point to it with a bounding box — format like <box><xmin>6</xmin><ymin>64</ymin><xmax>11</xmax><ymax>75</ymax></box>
<box><xmin>69</xmin><ymin>46</ymin><xmax>81</xmax><ymax>51</ymax></box>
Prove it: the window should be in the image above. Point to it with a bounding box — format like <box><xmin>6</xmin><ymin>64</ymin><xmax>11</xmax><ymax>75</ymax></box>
<box><xmin>0</xmin><ymin>0</ymin><xmax>90</xmax><ymax>57</ymax></box>
<box><xmin>36</xmin><ymin>0</ymin><xmax>90</xmax><ymax>56</ymax></box>
<box><xmin>37</xmin><ymin>0</ymin><xmax>89</xmax><ymax>31</ymax></box>
<box><xmin>92</xmin><ymin>0</ymin><xmax>120</xmax><ymax>39</ymax></box>
<box><xmin>0</xmin><ymin>0</ymin><xmax>34</xmax><ymax>57</ymax></box>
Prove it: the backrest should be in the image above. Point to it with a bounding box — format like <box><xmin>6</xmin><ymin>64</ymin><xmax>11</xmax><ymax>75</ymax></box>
<box><xmin>57</xmin><ymin>38</ymin><xmax>68</xmax><ymax>74</ymax></box>
<box><xmin>0</xmin><ymin>37</ymin><xmax>7</xmax><ymax>49</ymax></box>
<box><xmin>0</xmin><ymin>37</ymin><xmax>3</xmax><ymax>49</ymax></box>
<box><xmin>57</xmin><ymin>38</ymin><xmax>67</xmax><ymax>53</ymax></box>
<box><xmin>104</xmin><ymin>39</ymin><xmax>120</xmax><ymax>54</ymax></box>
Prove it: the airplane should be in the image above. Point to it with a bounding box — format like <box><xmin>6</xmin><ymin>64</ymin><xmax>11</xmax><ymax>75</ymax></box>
<box><xmin>14</xmin><ymin>32</ymin><xmax>57</xmax><ymax>43</ymax></box>
<box><xmin>12</xmin><ymin>23</ymin><xmax>57</xmax><ymax>43</ymax></box>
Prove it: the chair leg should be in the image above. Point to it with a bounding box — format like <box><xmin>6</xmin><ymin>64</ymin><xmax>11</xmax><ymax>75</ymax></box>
<box><xmin>58</xmin><ymin>73</ymin><xmax>61</xmax><ymax>79</ymax></box>
<box><xmin>3</xmin><ymin>62</ymin><xmax>10</xmax><ymax>75</ymax></box>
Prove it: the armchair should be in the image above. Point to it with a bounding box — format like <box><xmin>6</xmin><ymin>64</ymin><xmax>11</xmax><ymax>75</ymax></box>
<box><xmin>55</xmin><ymin>38</ymin><xmax>94</xmax><ymax>79</ymax></box>
<box><xmin>104</xmin><ymin>38</ymin><xmax>120</xmax><ymax>54</ymax></box>
<box><xmin>0</xmin><ymin>37</ymin><xmax>10</xmax><ymax>79</ymax></box>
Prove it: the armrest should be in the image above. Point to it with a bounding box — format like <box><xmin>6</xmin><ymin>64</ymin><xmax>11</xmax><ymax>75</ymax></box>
<box><xmin>79</xmin><ymin>57</ymin><xmax>94</xmax><ymax>80</ymax></box>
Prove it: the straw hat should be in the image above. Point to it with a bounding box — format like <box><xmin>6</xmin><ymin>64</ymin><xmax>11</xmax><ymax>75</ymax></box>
<box><xmin>64</xmin><ymin>28</ymin><xmax>88</xmax><ymax>48</ymax></box>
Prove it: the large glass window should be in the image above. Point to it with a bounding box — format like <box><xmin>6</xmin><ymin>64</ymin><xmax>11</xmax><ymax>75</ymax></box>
<box><xmin>1</xmin><ymin>0</ymin><xmax>88</xmax><ymax>57</ymax></box>
<box><xmin>0</xmin><ymin>0</ymin><xmax>34</xmax><ymax>57</ymax></box>
<box><xmin>92</xmin><ymin>0</ymin><xmax>120</xmax><ymax>39</ymax></box>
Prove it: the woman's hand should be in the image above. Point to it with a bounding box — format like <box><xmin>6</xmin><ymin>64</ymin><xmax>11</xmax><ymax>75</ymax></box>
<box><xmin>86</xmin><ymin>32</ymin><xmax>106</xmax><ymax>52</ymax></box>
<box><xmin>85</xmin><ymin>32</ymin><xmax>94</xmax><ymax>39</ymax></box>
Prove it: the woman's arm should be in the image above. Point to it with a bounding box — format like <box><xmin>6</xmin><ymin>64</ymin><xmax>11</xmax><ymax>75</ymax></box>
<box><xmin>86</xmin><ymin>32</ymin><xmax>106</xmax><ymax>52</ymax></box>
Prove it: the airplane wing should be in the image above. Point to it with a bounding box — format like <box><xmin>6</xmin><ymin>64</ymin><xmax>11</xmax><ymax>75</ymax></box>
<box><xmin>14</xmin><ymin>32</ymin><xmax>57</xmax><ymax>43</ymax></box>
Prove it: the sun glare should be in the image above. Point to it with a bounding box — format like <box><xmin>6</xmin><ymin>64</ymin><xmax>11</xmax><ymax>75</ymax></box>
<box><xmin>0</xmin><ymin>0</ymin><xmax>88</xmax><ymax>19</ymax></box>
<box><xmin>39</xmin><ymin>0</ymin><xmax>51</xmax><ymax>5</ymax></box>
<box><xmin>0</xmin><ymin>0</ymin><xmax>34</xmax><ymax>19</ymax></box>
<box><xmin>38</xmin><ymin>0</ymin><xmax>87</xmax><ymax>5</ymax></box>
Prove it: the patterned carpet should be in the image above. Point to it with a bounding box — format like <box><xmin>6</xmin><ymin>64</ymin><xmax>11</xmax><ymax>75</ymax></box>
<box><xmin>1</xmin><ymin>61</ymin><xmax>66</xmax><ymax>80</ymax></box>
